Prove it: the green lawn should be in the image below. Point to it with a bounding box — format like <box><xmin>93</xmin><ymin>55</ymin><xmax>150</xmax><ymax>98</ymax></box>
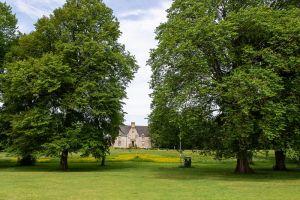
<box><xmin>0</xmin><ymin>149</ymin><xmax>299</xmax><ymax>200</ymax></box>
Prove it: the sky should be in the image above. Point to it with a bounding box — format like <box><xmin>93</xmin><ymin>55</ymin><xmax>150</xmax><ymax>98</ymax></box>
<box><xmin>1</xmin><ymin>0</ymin><xmax>172</xmax><ymax>126</ymax></box>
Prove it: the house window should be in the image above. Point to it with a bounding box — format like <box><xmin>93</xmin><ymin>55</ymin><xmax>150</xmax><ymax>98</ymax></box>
<box><xmin>118</xmin><ymin>140</ymin><xmax>122</xmax><ymax>146</ymax></box>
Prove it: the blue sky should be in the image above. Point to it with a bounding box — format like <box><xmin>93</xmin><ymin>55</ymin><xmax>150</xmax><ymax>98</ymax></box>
<box><xmin>1</xmin><ymin>0</ymin><xmax>172</xmax><ymax>125</ymax></box>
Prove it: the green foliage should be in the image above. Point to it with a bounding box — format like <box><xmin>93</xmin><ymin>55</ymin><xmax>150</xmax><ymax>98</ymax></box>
<box><xmin>1</xmin><ymin>0</ymin><xmax>137</xmax><ymax>166</ymax></box>
<box><xmin>217</xmin><ymin>68</ymin><xmax>285</xmax><ymax>155</ymax></box>
<box><xmin>149</xmin><ymin>0</ymin><xmax>300</xmax><ymax>172</ymax></box>
<box><xmin>0</xmin><ymin>2</ymin><xmax>17</xmax><ymax>68</ymax></box>
<box><xmin>222</xmin><ymin>6</ymin><xmax>300</xmax><ymax>156</ymax></box>
<box><xmin>1</xmin><ymin>54</ymin><xmax>70</xmax><ymax>158</ymax></box>
<box><xmin>0</xmin><ymin>2</ymin><xmax>17</xmax><ymax>150</ymax></box>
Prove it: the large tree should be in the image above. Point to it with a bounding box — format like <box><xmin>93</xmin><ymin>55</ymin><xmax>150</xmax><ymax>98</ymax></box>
<box><xmin>219</xmin><ymin>6</ymin><xmax>300</xmax><ymax>172</ymax></box>
<box><xmin>2</xmin><ymin>0</ymin><xmax>137</xmax><ymax>170</ymax></box>
<box><xmin>149</xmin><ymin>0</ymin><xmax>299</xmax><ymax>173</ymax></box>
<box><xmin>0</xmin><ymin>2</ymin><xmax>17</xmax><ymax>152</ymax></box>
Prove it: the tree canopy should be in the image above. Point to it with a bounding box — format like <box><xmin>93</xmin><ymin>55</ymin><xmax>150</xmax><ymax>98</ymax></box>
<box><xmin>149</xmin><ymin>0</ymin><xmax>300</xmax><ymax>173</ymax></box>
<box><xmin>0</xmin><ymin>2</ymin><xmax>17</xmax><ymax>68</ymax></box>
<box><xmin>0</xmin><ymin>2</ymin><xmax>17</xmax><ymax>151</ymax></box>
<box><xmin>1</xmin><ymin>0</ymin><xmax>137</xmax><ymax>170</ymax></box>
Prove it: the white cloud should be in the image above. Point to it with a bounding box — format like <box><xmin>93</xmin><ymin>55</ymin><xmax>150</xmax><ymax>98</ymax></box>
<box><xmin>14</xmin><ymin>1</ymin><xmax>47</xmax><ymax>18</ymax></box>
<box><xmin>118</xmin><ymin>9</ymin><xmax>145</xmax><ymax>18</ymax></box>
<box><xmin>7</xmin><ymin>0</ymin><xmax>64</xmax><ymax>19</ymax></box>
<box><xmin>2</xmin><ymin>0</ymin><xmax>65</xmax><ymax>32</ymax></box>
<box><xmin>119</xmin><ymin>1</ymin><xmax>171</xmax><ymax>125</ymax></box>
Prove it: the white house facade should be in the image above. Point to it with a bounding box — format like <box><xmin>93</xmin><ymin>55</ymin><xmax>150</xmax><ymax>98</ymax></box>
<box><xmin>113</xmin><ymin>122</ymin><xmax>151</xmax><ymax>148</ymax></box>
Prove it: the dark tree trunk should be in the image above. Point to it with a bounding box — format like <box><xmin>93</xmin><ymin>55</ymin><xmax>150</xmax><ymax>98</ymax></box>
<box><xmin>273</xmin><ymin>150</ymin><xmax>287</xmax><ymax>171</ymax></box>
<box><xmin>248</xmin><ymin>151</ymin><xmax>254</xmax><ymax>165</ymax></box>
<box><xmin>235</xmin><ymin>152</ymin><xmax>254</xmax><ymax>173</ymax></box>
<box><xmin>101</xmin><ymin>156</ymin><xmax>106</xmax><ymax>166</ymax></box>
<box><xmin>265</xmin><ymin>150</ymin><xmax>269</xmax><ymax>158</ymax></box>
<box><xmin>60</xmin><ymin>150</ymin><xmax>69</xmax><ymax>171</ymax></box>
<box><xmin>18</xmin><ymin>154</ymin><xmax>36</xmax><ymax>166</ymax></box>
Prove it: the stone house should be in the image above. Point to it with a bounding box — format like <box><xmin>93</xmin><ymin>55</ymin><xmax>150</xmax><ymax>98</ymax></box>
<box><xmin>113</xmin><ymin>122</ymin><xmax>151</xmax><ymax>148</ymax></box>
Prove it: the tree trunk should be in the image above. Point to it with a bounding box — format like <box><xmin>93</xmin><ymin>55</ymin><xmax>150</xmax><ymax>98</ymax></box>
<box><xmin>101</xmin><ymin>156</ymin><xmax>106</xmax><ymax>166</ymax></box>
<box><xmin>273</xmin><ymin>150</ymin><xmax>287</xmax><ymax>171</ymax></box>
<box><xmin>235</xmin><ymin>152</ymin><xmax>254</xmax><ymax>173</ymax></box>
<box><xmin>265</xmin><ymin>150</ymin><xmax>269</xmax><ymax>158</ymax></box>
<box><xmin>248</xmin><ymin>151</ymin><xmax>254</xmax><ymax>165</ymax></box>
<box><xmin>60</xmin><ymin>150</ymin><xmax>69</xmax><ymax>171</ymax></box>
<box><xmin>18</xmin><ymin>154</ymin><xmax>36</xmax><ymax>166</ymax></box>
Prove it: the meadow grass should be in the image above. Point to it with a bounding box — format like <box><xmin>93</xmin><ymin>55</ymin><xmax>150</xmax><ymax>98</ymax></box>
<box><xmin>0</xmin><ymin>149</ymin><xmax>299</xmax><ymax>200</ymax></box>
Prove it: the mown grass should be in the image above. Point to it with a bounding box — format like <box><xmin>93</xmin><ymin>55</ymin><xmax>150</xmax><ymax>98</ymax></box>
<box><xmin>0</xmin><ymin>149</ymin><xmax>299</xmax><ymax>200</ymax></box>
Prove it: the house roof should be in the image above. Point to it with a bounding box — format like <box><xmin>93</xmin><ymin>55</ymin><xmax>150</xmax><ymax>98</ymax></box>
<box><xmin>119</xmin><ymin>125</ymin><xmax>149</xmax><ymax>137</ymax></box>
<box><xmin>136</xmin><ymin>126</ymin><xmax>149</xmax><ymax>137</ymax></box>
<box><xmin>119</xmin><ymin>125</ymin><xmax>131</xmax><ymax>136</ymax></box>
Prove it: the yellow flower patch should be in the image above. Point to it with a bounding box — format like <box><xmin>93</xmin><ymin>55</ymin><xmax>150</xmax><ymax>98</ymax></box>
<box><xmin>37</xmin><ymin>158</ymin><xmax>51</xmax><ymax>163</ymax></box>
<box><xmin>109</xmin><ymin>154</ymin><xmax>180</xmax><ymax>163</ymax></box>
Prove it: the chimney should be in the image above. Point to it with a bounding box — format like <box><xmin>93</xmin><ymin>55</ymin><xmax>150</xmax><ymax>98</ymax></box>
<box><xmin>131</xmin><ymin>122</ymin><xmax>136</xmax><ymax>128</ymax></box>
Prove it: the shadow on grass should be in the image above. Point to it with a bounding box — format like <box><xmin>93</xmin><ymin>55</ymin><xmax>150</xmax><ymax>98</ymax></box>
<box><xmin>0</xmin><ymin>159</ymin><xmax>138</xmax><ymax>172</ymax></box>
<box><xmin>0</xmin><ymin>159</ymin><xmax>17</xmax><ymax>169</ymax></box>
<box><xmin>1</xmin><ymin>158</ymin><xmax>299</xmax><ymax>182</ymax></box>
<box><xmin>153</xmin><ymin>162</ymin><xmax>300</xmax><ymax>182</ymax></box>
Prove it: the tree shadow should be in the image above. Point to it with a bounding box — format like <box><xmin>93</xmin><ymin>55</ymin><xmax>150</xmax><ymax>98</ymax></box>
<box><xmin>153</xmin><ymin>163</ymin><xmax>300</xmax><ymax>182</ymax></box>
<box><xmin>0</xmin><ymin>159</ymin><xmax>138</xmax><ymax>172</ymax></box>
<box><xmin>0</xmin><ymin>159</ymin><xmax>17</xmax><ymax>169</ymax></box>
<box><xmin>1</xmin><ymin>158</ymin><xmax>299</xmax><ymax>182</ymax></box>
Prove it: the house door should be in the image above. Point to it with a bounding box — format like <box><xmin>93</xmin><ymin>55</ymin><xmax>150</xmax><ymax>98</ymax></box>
<box><xmin>132</xmin><ymin>141</ymin><xmax>135</xmax><ymax>147</ymax></box>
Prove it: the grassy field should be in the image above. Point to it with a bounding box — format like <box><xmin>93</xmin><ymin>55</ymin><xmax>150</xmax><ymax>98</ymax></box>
<box><xmin>0</xmin><ymin>149</ymin><xmax>299</xmax><ymax>200</ymax></box>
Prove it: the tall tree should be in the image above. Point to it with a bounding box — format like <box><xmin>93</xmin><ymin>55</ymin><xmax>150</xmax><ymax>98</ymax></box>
<box><xmin>217</xmin><ymin>67</ymin><xmax>285</xmax><ymax>173</ymax></box>
<box><xmin>0</xmin><ymin>2</ymin><xmax>17</xmax><ymax>152</ymax></box>
<box><xmin>149</xmin><ymin>0</ymin><xmax>299</xmax><ymax>173</ymax></box>
<box><xmin>220</xmin><ymin>6</ymin><xmax>300</xmax><ymax>171</ymax></box>
<box><xmin>2</xmin><ymin>0</ymin><xmax>137</xmax><ymax>170</ymax></box>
